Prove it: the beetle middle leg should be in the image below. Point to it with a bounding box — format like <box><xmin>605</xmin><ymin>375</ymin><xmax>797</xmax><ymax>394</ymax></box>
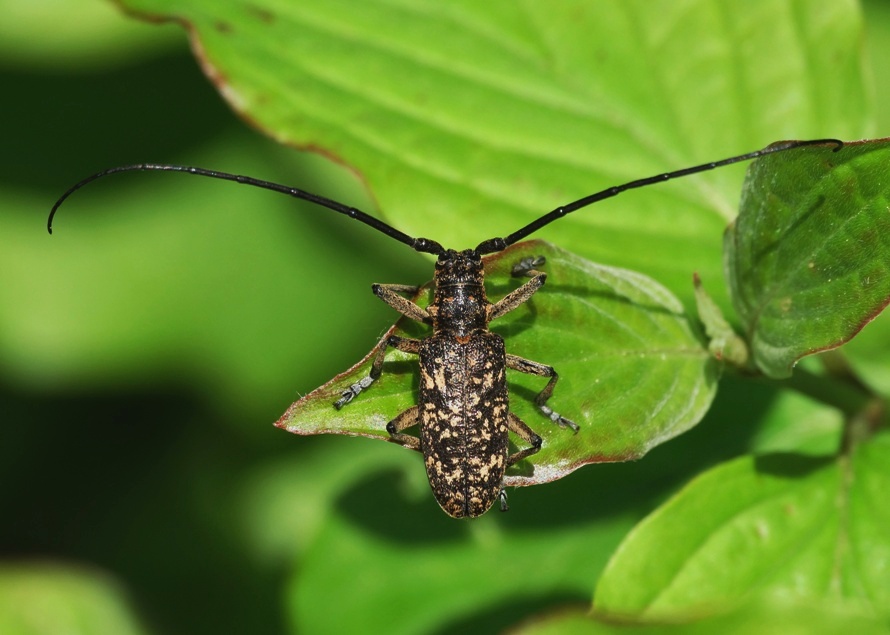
<box><xmin>334</xmin><ymin>281</ymin><xmax>429</xmax><ymax>409</ymax></box>
<box><xmin>492</xmin><ymin>255</ymin><xmax>579</xmax><ymax>432</ymax></box>
<box><xmin>506</xmin><ymin>354</ymin><xmax>579</xmax><ymax>432</ymax></box>
<box><xmin>334</xmin><ymin>334</ymin><xmax>421</xmax><ymax>408</ymax></box>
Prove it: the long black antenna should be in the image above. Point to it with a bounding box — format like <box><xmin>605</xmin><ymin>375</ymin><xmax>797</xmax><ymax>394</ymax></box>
<box><xmin>47</xmin><ymin>164</ymin><xmax>445</xmax><ymax>256</ymax></box>
<box><xmin>474</xmin><ymin>138</ymin><xmax>844</xmax><ymax>255</ymax></box>
<box><xmin>50</xmin><ymin>140</ymin><xmax>843</xmax><ymax>258</ymax></box>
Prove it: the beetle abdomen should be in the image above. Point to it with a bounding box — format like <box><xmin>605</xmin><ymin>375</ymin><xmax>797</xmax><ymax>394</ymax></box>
<box><xmin>418</xmin><ymin>332</ymin><xmax>510</xmax><ymax>518</ymax></box>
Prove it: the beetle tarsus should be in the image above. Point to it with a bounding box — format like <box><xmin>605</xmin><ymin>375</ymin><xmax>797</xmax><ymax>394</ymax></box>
<box><xmin>539</xmin><ymin>404</ymin><xmax>580</xmax><ymax>433</ymax></box>
<box><xmin>334</xmin><ymin>375</ymin><xmax>375</xmax><ymax>409</ymax></box>
<box><xmin>511</xmin><ymin>255</ymin><xmax>546</xmax><ymax>277</ymax></box>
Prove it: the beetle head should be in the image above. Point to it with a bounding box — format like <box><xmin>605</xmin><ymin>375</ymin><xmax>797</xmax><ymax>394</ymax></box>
<box><xmin>435</xmin><ymin>249</ymin><xmax>484</xmax><ymax>287</ymax></box>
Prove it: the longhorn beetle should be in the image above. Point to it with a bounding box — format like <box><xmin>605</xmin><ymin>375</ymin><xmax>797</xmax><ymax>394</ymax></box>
<box><xmin>48</xmin><ymin>138</ymin><xmax>843</xmax><ymax>518</ymax></box>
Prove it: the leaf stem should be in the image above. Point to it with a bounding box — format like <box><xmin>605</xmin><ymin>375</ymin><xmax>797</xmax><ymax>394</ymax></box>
<box><xmin>777</xmin><ymin>366</ymin><xmax>871</xmax><ymax>418</ymax></box>
<box><xmin>773</xmin><ymin>361</ymin><xmax>887</xmax><ymax>453</ymax></box>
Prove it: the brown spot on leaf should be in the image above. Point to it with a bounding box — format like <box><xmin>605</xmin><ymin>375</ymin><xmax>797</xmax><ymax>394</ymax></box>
<box><xmin>246</xmin><ymin>5</ymin><xmax>276</xmax><ymax>23</ymax></box>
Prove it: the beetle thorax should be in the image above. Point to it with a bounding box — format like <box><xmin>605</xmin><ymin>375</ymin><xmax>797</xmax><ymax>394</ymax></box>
<box><xmin>428</xmin><ymin>249</ymin><xmax>489</xmax><ymax>336</ymax></box>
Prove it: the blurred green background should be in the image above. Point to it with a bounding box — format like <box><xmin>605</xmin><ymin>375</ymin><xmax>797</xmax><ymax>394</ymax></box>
<box><xmin>3</xmin><ymin>2</ymin><xmax>890</xmax><ymax>634</ymax></box>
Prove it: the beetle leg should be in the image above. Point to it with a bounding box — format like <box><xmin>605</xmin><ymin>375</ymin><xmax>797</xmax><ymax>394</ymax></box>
<box><xmin>498</xmin><ymin>489</ymin><xmax>509</xmax><ymax>512</ymax></box>
<box><xmin>385</xmin><ymin>406</ymin><xmax>421</xmax><ymax>452</ymax></box>
<box><xmin>334</xmin><ymin>335</ymin><xmax>421</xmax><ymax>408</ymax></box>
<box><xmin>506</xmin><ymin>354</ymin><xmax>579</xmax><ymax>432</ymax></box>
<box><xmin>488</xmin><ymin>270</ymin><xmax>546</xmax><ymax>321</ymax></box>
<box><xmin>489</xmin><ymin>255</ymin><xmax>547</xmax><ymax>322</ymax></box>
<box><xmin>504</xmin><ymin>412</ymin><xmax>543</xmax><ymax>466</ymax></box>
<box><xmin>372</xmin><ymin>283</ymin><xmax>430</xmax><ymax>323</ymax></box>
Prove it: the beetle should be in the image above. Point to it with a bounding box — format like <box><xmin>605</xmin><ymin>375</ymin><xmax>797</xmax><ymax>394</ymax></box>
<box><xmin>48</xmin><ymin>138</ymin><xmax>842</xmax><ymax>517</ymax></box>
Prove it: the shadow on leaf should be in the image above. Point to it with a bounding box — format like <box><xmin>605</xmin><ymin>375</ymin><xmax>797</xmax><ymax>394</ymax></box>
<box><xmin>754</xmin><ymin>453</ymin><xmax>834</xmax><ymax>478</ymax></box>
<box><xmin>334</xmin><ymin>468</ymin><xmax>470</xmax><ymax>544</ymax></box>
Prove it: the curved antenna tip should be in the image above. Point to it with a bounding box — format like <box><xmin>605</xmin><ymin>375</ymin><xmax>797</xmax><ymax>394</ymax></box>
<box><xmin>47</xmin><ymin>197</ymin><xmax>65</xmax><ymax>234</ymax></box>
<box><xmin>46</xmin><ymin>163</ymin><xmax>427</xmax><ymax>252</ymax></box>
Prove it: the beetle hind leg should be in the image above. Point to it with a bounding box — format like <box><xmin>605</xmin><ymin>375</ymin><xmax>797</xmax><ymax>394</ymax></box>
<box><xmin>504</xmin><ymin>412</ymin><xmax>543</xmax><ymax>467</ymax></box>
<box><xmin>386</xmin><ymin>406</ymin><xmax>421</xmax><ymax>452</ymax></box>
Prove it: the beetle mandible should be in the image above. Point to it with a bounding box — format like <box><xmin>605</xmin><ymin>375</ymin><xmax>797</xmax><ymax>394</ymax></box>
<box><xmin>48</xmin><ymin>138</ymin><xmax>842</xmax><ymax>518</ymax></box>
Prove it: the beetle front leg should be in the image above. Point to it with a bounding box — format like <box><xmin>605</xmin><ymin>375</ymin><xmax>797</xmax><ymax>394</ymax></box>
<box><xmin>506</xmin><ymin>354</ymin><xmax>579</xmax><ymax>432</ymax></box>
<box><xmin>334</xmin><ymin>335</ymin><xmax>421</xmax><ymax>408</ymax></box>
<box><xmin>488</xmin><ymin>257</ymin><xmax>547</xmax><ymax>322</ymax></box>
<box><xmin>510</xmin><ymin>255</ymin><xmax>546</xmax><ymax>278</ymax></box>
<box><xmin>372</xmin><ymin>283</ymin><xmax>430</xmax><ymax>323</ymax></box>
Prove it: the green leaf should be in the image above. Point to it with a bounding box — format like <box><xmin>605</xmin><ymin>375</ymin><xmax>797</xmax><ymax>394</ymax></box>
<box><xmin>285</xmin><ymin>457</ymin><xmax>640</xmax><ymax>635</ymax></box>
<box><xmin>0</xmin><ymin>564</ymin><xmax>149</xmax><ymax>635</ymax></box>
<box><xmin>726</xmin><ymin>139</ymin><xmax>890</xmax><ymax>378</ymax></box>
<box><xmin>593</xmin><ymin>431</ymin><xmax>890</xmax><ymax>619</ymax></box>
<box><xmin>513</xmin><ymin>600</ymin><xmax>889</xmax><ymax>635</ymax></box>
<box><xmin>276</xmin><ymin>240</ymin><xmax>717</xmax><ymax>486</ymax></box>
<box><xmin>115</xmin><ymin>0</ymin><xmax>871</xmax><ymax>312</ymax></box>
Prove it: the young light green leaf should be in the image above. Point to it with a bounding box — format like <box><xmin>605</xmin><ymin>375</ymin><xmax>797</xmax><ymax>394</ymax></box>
<box><xmin>116</xmin><ymin>0</ymin><xmax>870</xmax><ymax>311</ymax></box>
<box><xmin>726</xmin><ymin>139</ymin><xmax>890</xmax><ymax>378</ymax></box>
<box><xmin>277</xmin><ymin>240</ymin><xmax>717</xmax><ymax>486</ymax></box>
<box><xmin>513</xmin><ymin>600</ymin><xmax>888</xmax><ymax>635</ymax></box>
<box><xmin>593</xmin><ymin>431</ymin><xmax>890</xmax><ymax>619</ymax></box>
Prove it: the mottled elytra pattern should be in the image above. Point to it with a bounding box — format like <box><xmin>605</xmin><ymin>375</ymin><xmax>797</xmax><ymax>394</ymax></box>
<box><xmin>419</xmin><ymin>333</ymin><xmax>509</xmax><ymax>518</ymax></box>
<box><xmin>48</xmin><ymin>140</ymin><xmax>842</xmax><ymax>519</ymax></box>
